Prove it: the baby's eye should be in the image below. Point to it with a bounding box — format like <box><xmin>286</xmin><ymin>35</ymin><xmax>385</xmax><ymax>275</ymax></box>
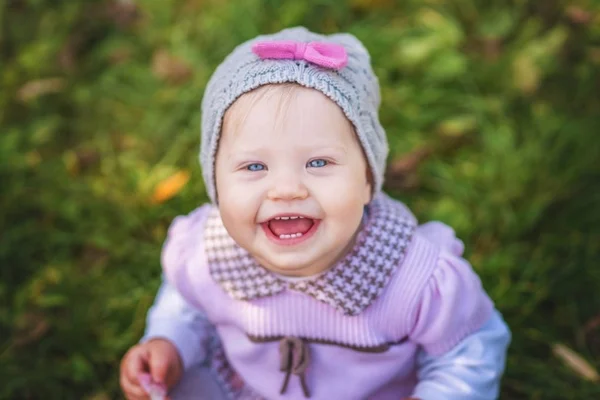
<box><xmin>307</xmin><ymin>159</ymin><xmax>328</xmax><ymax>168</ymax></box>
<box><xmin>246</xmin><ymin>163</ymin><xmax>266</xmax><ymax>171</ymax></box>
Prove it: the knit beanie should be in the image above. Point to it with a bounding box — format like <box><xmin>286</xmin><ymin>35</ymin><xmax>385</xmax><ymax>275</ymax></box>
<box><xmin>200</xmin><ymin>26</ymin><xmax>388</xmax><ymax>203</ymax></box>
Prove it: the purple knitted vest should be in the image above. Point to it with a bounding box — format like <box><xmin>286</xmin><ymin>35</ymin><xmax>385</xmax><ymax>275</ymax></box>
<box><xmin>168</xmin><ymin>194</ymin><xmax>444</xmax><ymax>399</ymax></box>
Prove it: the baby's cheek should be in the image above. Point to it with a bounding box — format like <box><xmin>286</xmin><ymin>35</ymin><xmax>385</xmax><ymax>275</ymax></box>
<box><xmin>322</xmin><ymin>184</ymin><xmax>366</xmax><ymax>213</ymax></box>
<box><xmin>219</xmin><ymin>181</ymin><xmax>250</xmax><ymax>206</ymax></box>
<box><xmin>220</xmin><ymin>196</ymin><xmax>252</xmax><ymax>223</ymax></box>
<box><xmin>219</xmin><ymin>189</ymin><xmax>262</xmax><ymax>233</ymax></box>
<box><xmin>219</xmin><ymin>205</ymin><xmax>253</xmax><ymax>249</ymax></box>
<box><xmin>325</xmin><ymin>199</ymin><xmax>363</xmax><ymax>233</ymax></box>
<box><xmin>312</xmin><ymin>177</ymin><xmax>353</xmax><ymax>200</ymax></box>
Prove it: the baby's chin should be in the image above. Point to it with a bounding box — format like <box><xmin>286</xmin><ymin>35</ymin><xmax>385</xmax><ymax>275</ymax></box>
<box><xmin>257</xmin><ymin>252</ymin><xmax>328</xmax><ymax>277</ymax></box>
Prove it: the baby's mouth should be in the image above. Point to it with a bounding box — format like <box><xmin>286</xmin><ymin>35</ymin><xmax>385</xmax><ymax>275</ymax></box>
<box><xmin>267</xmin><ymin>216</ymin><xmax>315</xmax><ymax>240</ymax></box>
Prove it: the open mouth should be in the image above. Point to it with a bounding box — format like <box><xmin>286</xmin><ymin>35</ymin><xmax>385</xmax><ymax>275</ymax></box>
<box><xmin>261</xmin><ymin>215</ymin><xmax>319</xmax><ymax>244</ymax></box>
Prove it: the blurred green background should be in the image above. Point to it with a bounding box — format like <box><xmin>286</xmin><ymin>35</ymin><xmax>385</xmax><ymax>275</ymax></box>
<box><xmin>1</xmin><ymin>0</ymin><xmax>600</xmax><ymax>398</ymax></box>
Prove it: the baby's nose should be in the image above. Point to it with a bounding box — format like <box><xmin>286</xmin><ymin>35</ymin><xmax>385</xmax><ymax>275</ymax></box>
<box><xmin>267</xmin><ymin>174</ymin><xmax>308</xmax><ymax>201</ymax></box>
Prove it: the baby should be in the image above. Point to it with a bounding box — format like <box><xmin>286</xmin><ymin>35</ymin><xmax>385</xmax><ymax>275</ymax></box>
<box><xmin>120</xmin><ymin>27</ymin><xmax>510</xmax><ymax>400</ymax></box>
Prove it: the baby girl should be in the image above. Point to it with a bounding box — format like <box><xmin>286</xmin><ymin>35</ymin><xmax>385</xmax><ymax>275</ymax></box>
<box><xmin>120</xmin><ymin>27</ymin><xmax>510</xmax><ymax>400</ymax></box>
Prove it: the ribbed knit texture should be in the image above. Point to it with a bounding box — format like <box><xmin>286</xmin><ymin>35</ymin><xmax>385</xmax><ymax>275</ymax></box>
<box><xmin>200</xmin><ymin>26</ymin><xmax>387</xmax><ymax>203</ymax></box>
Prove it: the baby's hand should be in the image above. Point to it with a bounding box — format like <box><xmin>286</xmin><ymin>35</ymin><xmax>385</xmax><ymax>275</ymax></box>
<box><xmin>138</xmin><ymin>372</ymin><xmax>168</xmax><ymax>400</ymax></box>
<box><xmin>120</xmin><ymin>339</ymin><xmax>183</xmax><ymax>400</ymax></box>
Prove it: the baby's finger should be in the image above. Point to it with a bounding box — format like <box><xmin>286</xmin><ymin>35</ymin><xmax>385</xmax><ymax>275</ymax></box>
<box><xmin>120</xmin><ymin>374</ymin><xmax>149</xmax><ymax>400</ymax></box>
<box><xmin>124</xmin><ymin>346</ymin><xmax>150</xmax><ymax>382</ymax></box>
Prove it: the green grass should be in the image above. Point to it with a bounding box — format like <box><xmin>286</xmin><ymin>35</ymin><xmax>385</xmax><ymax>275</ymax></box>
<box><xmin>1</xmin><ymin>0</ymin><xmax>599</xmax><ymax>398</ymax></box>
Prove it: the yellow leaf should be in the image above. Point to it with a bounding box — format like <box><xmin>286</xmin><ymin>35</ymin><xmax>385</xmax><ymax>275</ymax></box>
<box><xmin>25</xmin><ymin>151</ymin><xmax>42</xmax><ymax>167</ymax></box>
<box><xmin>513</xmin><ymin>54</ymin><xmax>540</xmax><ymax>95</ymax></box>
<box><xmin>17</xmin><ymin>78</ymin><xmax>65</xmax><ymax>102</ymax></box>
<box><xmin>151</xmin><ymin>170</ymin><xmax>190</xmax><ymax>204</ymax></box>
<box><xmin>152</xmin><ymin>49</ymin><xmax>193</xmax><ymax>85</ymax></box>
<box><xmin>436</xmin><ymin>115</ymin><xmax>477</xmax><ymax>138</ymax></box>
<box><xmin>552</xmin><ymin>343</ymin><xmax>600</xmax><ymax>382</ymax></box>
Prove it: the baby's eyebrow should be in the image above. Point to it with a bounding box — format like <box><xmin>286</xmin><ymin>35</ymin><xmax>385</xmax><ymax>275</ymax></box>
<box><xmin>226</xmin><ymin>150</ymin><xmax>265</xmax><ymax>161</ymax></box>
<box><xmin>227</xmin><ymin>145</ymin><xmax>347</xmax><ymax>159</ymax></box>
<box><xmin>297</xmin><ymin>145</ymin><xmax>348</xmax><ymax>154</ymax></box>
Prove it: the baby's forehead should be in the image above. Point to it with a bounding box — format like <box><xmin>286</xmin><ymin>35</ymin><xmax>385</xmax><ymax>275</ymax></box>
<box><xmin>222</xmin><ymin>83</ymin><xmax>355</xmax><ymax>142</ymax></box>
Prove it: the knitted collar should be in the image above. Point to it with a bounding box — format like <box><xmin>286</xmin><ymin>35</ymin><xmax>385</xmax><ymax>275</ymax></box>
<box><xmin>204</xmin><ymin>193</ymin><xmax>417</xmax><ymax>316</ymax></box>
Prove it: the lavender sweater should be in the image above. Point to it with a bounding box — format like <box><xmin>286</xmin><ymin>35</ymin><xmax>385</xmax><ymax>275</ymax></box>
<box><xmin>143</xmin><ymin>194</ymin><xmax>510</xmax><ymax>399</ymax></box>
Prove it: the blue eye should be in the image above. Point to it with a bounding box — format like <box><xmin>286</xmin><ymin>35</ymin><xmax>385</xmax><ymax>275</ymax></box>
<box><xmin>246</xmin><ymin>163</ymin><xmax>265</xmax><ymax>171</ymax></box>
<box><xmin>307</xmin><ymin>159</ymin><xmax>328</xmax><ymax>168</ymax></box>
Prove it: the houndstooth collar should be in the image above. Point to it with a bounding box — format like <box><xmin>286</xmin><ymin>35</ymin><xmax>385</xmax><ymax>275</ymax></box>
<box><xmin>204</xmin><ymin>193</ymin><xmax>417</xmax><ymax>316</ymax></box>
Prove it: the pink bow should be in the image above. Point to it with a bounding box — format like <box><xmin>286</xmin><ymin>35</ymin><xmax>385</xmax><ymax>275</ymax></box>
<box><xmin>251</xmin><ymin>40</ymin><xmax>348</xmax><ymax>70</ymax></box>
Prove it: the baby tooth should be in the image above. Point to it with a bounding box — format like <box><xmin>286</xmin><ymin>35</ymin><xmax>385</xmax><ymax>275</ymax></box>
<box><xmin>277</xmin><ymin>232</ymin><xmax>305</xmax><ymax>240</ymax></box>
<box><xmin>281</xmin><ymin>216</ymin><xmax>290</xmax><ymax>220</ymax></box>
<box><xmin>290</xmin><ymin>216</ymin><xmax>298</xmax><ymax>219</ymax></box>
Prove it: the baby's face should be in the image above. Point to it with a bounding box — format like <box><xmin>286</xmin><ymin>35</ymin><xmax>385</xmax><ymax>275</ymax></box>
<box><xmin>215</xmin><ymin>85</ymin><xmax>371</xmax><ymax>277</ymax></box>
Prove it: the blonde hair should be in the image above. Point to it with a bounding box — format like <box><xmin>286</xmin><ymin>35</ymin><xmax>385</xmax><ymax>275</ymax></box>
<box><xmin>222</xmin><ymin>83</ymin><xmax>303</xmax><ymax>137</ymax></box>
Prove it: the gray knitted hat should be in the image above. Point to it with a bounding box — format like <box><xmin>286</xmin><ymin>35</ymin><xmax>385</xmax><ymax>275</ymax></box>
<box><xmin>200</xmin><ymin>26</ymin><xmax>388</xmax><ymax>203</ymax></box>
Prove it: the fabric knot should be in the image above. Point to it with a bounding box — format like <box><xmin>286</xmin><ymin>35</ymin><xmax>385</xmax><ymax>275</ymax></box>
<box><xmin>279</xmin><ymin>336</ymin><xmax>311</xmax><ymax>398</ymax></box>
<box><xmin>293</xmin><ymin>42</ymin><xmax>308</xmax><ymax>60</ymax></box>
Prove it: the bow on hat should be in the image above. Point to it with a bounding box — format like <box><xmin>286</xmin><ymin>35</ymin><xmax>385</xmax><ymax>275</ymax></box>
<box><xmin>251</xmin><ymin>40</ymin><xmax>348</xmax><ymax>70</ymax></box>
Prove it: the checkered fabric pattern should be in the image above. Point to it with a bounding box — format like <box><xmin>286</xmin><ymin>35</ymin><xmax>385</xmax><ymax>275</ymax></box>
<box><xmin>205</xmin><ymin>210</ymin><xmax>286</xmax><ymax>299</ymax></box>
<box><xmin>206</xmin><ymin>193</ymin><xmax>417</xmax><ymax>316</ymax></box>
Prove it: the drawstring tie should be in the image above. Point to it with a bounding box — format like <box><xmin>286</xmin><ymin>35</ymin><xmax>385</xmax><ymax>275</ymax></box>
<box><xmin>279</xmin><ymin>336</ymin><xmax>311</xmax><ymax>398</ymax></box>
